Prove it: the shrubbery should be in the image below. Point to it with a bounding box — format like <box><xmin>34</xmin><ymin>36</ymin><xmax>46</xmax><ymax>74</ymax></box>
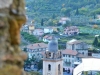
<box><xmin>21</xmin><ymin>32</ymin><xmax>42</xmax><ymax>43</ymax></box>
<box><xmin>79</xmin><ymin>33</ymin><xmax>89</xmax><ymax>36</ymax></box>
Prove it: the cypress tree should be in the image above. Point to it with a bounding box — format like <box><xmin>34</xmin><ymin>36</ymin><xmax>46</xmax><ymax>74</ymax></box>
<box><xmin>41</xmin><ymin>18</ymin><xmax>44</xmax><ymax>26</ymax></box>
<box><xmin>93</xmin><ymin>37</ymin><xmax>99</xmax><ymax>47</ymax></box>
<box><xmin>75</xmin><ymin>8</ymin><xmax>79</xmax><ymax>15</ymax></box>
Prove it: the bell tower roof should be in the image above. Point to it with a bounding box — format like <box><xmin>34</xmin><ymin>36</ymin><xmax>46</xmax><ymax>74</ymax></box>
<box><xmin>48</xmin><ymin>36</ymin><xmax>58</xmax><ymax>52</ymax></box>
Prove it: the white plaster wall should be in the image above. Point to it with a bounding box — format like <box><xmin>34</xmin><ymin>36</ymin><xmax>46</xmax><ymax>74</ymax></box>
<box><xmin>63</xmin><ymin>55</ymin><xmax>77</xmax><ymax>67</ymax></box>
<box><xmin>44</xmin><ymin>28</ymin><xmax>53</xmax><ymax>33</ymax></box>
<box><xmin>78</xmin><ymin>50</ymin><xmax>88</xmax><ymax>56</ymax></box>
<box><xmin>43</xmin><ymin>60</ymin><xmax>63</xmax><ymax>75</ymax></box>
<box><xmin>43</xmin><ymin>38</ymin><xmax>50</xmax><ymax>42</ymax></box>
<box><xmin>66</xmin><ymin>44</ymin><xmax>72</xmax><ymax>50</ymax></box>
<box><xmin>75</xmin><ymin>43</ymin><xmax>89</xmax><ymax>50</ymax></box>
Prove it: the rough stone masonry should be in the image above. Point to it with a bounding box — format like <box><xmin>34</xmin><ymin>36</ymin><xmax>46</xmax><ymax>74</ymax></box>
<box><xmin>0</xmin><ymin>0</ymin><xmax>27</xmax><ymax>75</ymax></box>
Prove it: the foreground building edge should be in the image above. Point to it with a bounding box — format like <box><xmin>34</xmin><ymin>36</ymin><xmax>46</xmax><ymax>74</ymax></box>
<box><xmin>0</xmin><ymin>0</ymin><xmax>27</xmax><ymax>75</ymax></box>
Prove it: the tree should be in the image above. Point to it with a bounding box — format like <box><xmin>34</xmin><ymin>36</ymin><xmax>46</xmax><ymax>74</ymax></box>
<box><xmin>23</xmin><ymin>48</ymin><xmax>27</xmax><ymax>52</ymax></box>
<box><xmin>57</xmin><ymin>28</ymin><xmax>60</xmax><ymax>32</ymax></box>
<box><xmin>52</xmin><ymin>14</ymin><xmax>56</xmax><ymax>19</ymax></box>
<box><xmin>75</xmin><ymin>8</ymin><xmax>79</xmax><ymax>15</ymax></box>
<box><xmin>63</xmin><ymin>21</ymin><xmax>71</xmax><ymax>27</ymax></box>
<box><xmin>29</xmin><ymin>71</ymin><xmax>40</xmax><ymax>75</ymax></box>
<box><xmin>37</xmin><ymin>60</ymin><xmax>43</xmax><ymax>71</ymax></box>
<box><xmin>41</xmin><ymin>18</ymin><xmax>44</xmax><ymax>26</ymax></box>
<box><xmin>79</xmin><ymin>7</ymin><xmax>88</xmax><ymax>15</ymax></box>
<box><xmin>57</xmin><ymin>22</ymin><xmax>62</xmax><ymax>26</ymax></box>
<box><xmin>93</xmin><ymin>13</ymin><xmax>96</xmax><ymax>19</ymax></box>
<box><xmin>24</xmin><ymin>58</ymin><xmax>32</xmax><ymax>65</ymax></box>
<box><xmin>91</xmin><ymin>8</ymin><xmax>100</xmax><ymax>15</ymax></box>
<box><xmin>61</xmin><ymin>7</ymin><xmax>71</xmax><ymax>16</ymax></box>
<box><xmin>21</xmin><ymin>32</ymin><xmax>41</xmax><ymax>43</ymax></box>
<box><xmin>93</xmin><ymin>25</ymin><xmax>98</xmax><ymax>29</ymax></box>
<box><xmin>31</xmin><ymin>55</ymin><xmax>36</xmax><ymax>62</ymax></box>
<box><xmin>93</xmin><ymin>37</ymin><xmax>99</xmax><ymax>47</ymax></box>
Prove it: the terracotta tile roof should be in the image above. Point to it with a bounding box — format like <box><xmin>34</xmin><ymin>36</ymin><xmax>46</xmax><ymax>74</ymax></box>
<box><xmin>62</xmin><ymin>49</ymin><xmax>78</xmax><ymax>55</ymax></box>
<box><xmin>43</xmin><ymin>35</ymin><xmax>53</xmax><ymax>40</ymax></box>
<box><xmin>27</xmin><ymin>43</ymin><xmax>48</xmax><ymax>50</ymax></box>
<box><xmin>43</xmin><ymin>35</ymin><xmax>49</xmax><ymax>39</ymax></box>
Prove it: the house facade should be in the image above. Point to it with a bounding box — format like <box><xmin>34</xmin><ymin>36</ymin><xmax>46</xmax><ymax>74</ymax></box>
<box><xmin>33</xmin><ymin>29</ymin><xmax>44</xmax><ymax>36</ymax></box>
<box><xmin>59</xmin><ymin>17</ymin><xmax>71</xmax><ymax>25</ymax></box>
<box><xmin>21</xmin><ymin>24</ymin><xmax>35</xmax><ymax>34</ymax></box>
<box><xmin>28</xmin><ymin>25</ymin><xmax>35</xmax><ymax>34</ymax></box>
<box><xmin>66</xmin><ymin>39</ymin><xmax>88</xmax><ymax>56</ymax></box>
<box><xmin>44</xmin><ymin>27</ymin><xmax>53</xmax><ymax>33</ymax></box>
<box><xmin>26</xmin><ymin>43</ymin><xmax>48</xmax><ymax>59</ymax></box>
<box><xmin>43</xmin><ymin>35</ymin><xmax>54</xmax><ymax>42</ymax></box>
<box><xmin>64</xmin><ymin>26</ymin><xmax>79</xmax><ymax>36</ymax></box>
<box><xmin>21</xmin><ymin>25</ymin><xmax>29</xmax><ymax>32</ymax></box>
<box><xmin>62</xmin><ymin>50</ymin><xmax>77</xmax><ymax>67</ymax></box>
<box><xmin>62</xmin><ymin>49</ymin><xmax>92</xmax><ymax>69</ymax></box>
<box><xmin>61</xmin><ymin>39</ymin><xmax>90</xmax><ymax>69</ymax></box>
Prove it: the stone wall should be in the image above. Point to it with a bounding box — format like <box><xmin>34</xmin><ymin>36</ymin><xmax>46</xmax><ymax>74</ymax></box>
<box><xmin>0</xmin><ymin>0</ymin><xmax>27</xmax><ymax>75</ymax></box>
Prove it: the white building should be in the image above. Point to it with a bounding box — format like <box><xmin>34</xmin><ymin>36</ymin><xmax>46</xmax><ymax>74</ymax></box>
<box><xmin>33</xmin><ymin>29</ymin><xmax>44</xmax><ymax>36</ymax></box>
<box><xmin>62</xmin><ymin>49</ymin><xmax>78</xmax><ymax>67</ymax></box>
<box><xmin>62</xmin><ymin>49</ymin><xmax>92</xmax><ymax>69</ymax></box>
<box><xmin>73</xmin><ymin>58</ymin><xmax>100</xmax><ymax>75</ymax></box>
<box><xmin>66</xmin><ymin>39</ymin><xmax>88</xmax><ymax>56</ymax></box>
<box><xmin>43</xmin><ymin>34</ymin><xmax>60</xmax><ymax>43</ymax></box>
<box><xmin>92</xmin><ymin>53</ymin><xmax>100</xmax><ymax>58</ymax></box>
<box><xmin>44</xmin><ymin>27</ymin><xmax>53</xmax><ymax>33</ymax></box>
<box><xmin>59</xmin><ymin>17</ymin><xmax>71</xmax><ymax>25</ymax></box>
<box><xmin>43</xmin><ymin>35</ymin><xmax>54</xmax><ymax>42</ymax></box>
<box><xmin>63</xmin><ymin>26</ymin><xmax>79</xmax><ymax>36</ymax></box>
<box><xmin>21</xmin><ymin>25</ymin><xmax>29</xmax><ymax>32</ymax></box>
<box><xmin>43</xmin><ymin>38</ymin><xmax>63</xmax><ymax>75</ymax></box>
<box><xmin>26</xmin><ymin>43</ymin><xmax>48</xmax><ymax>59</ymax></box>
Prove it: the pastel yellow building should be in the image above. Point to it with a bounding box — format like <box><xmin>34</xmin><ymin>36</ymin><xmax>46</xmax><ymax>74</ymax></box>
<box><xmin>29</xmin><ymin>25</ymin><xmax>35</xmax><ymax>34</ymax></box>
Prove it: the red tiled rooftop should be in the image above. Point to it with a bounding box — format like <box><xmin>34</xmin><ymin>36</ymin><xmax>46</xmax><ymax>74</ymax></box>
<box><xmin>43</xmin><ymin>35</ymin><xmax>53</xmax><ymax>40</ymax></box>
<box><xmin>27</xmin><ymin>43</ymin><xmax>48</xmax><ymax>50</ymax></box>
<box><xmin>62</xmin><ymin>49</ymin><xmax>78</xmax><ymax>55</ymax></box>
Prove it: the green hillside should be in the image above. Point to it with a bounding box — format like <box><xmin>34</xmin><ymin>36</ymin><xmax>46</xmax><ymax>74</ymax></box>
<box><xmin>26</xmin><ymin>0</ymin><xmax>100</xmax><ymax>23</ymax></box>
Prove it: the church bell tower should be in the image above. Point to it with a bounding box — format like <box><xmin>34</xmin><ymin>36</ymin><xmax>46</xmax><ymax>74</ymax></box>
<box><xmin>43</xmin><ymin>37</ymin><xmax>63</xmax><ymax>75</ymax></box>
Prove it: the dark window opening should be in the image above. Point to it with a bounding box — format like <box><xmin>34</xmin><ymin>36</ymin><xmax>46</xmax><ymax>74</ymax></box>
<box><xmin>58</xmin><ymin>64</ymin><xmax>60</xmax><ymax>71</ymax></box>
<box><xmin>48</xmin><ymin>64</ymin><xmax>51</xmax><ymax>71</ymax></box>
<box><xmin>72</xmin><ymin>44</ymin><xmax>74</xmax><ymax>50</ymax></box>
<box><xmin>49</xmin><ymin>53</ymin><xmax>51</xmax><ymax>57</ymax></box>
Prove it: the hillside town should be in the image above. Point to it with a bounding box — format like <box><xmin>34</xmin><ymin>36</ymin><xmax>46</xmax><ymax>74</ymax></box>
<box><xmin>21</xmin><ymin>16</ymin><xmax>100</xmax><ymax>75</ymax></box>
<box><xmin>1</xmin><ymin>0</ymin><xmax>100</xmax><ymax>75</ymax></box>
<box><xmin>21</xmin><ymin>0</ymin><xmax>100</xmax><ymax>75</ymax></box>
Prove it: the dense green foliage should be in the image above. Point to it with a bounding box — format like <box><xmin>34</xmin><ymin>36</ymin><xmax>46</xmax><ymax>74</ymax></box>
<box><xmin>28</xmin><ymin>71</ymin><xmax>40</xmax><ymax>75</ymax></box>
<box><xmin>37</xmin><ymin>60</ymin><xmax>43</xmax><ymax>71</ymax></box>
<box><xmin>93</xmin><ymin>37</ymin><xmax>99</xmax><ymax>47</ymax></box>
<box><xmin>26</xmin><ymin>0</ymin><xmax>100</xmax><ymax>19</ymax></box>
<box><xmin>21</xmin><ymin>32</ymin><xmax>42</xmax><ymax>43</ymax></box>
